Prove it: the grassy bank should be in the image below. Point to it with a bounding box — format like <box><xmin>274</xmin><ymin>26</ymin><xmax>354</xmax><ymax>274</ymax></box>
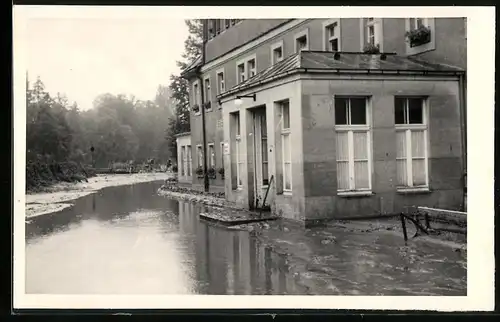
<box><xmin>26</xmin><ymin>160</ymin><xmax>96</xmax><ymax>193</ymax></box>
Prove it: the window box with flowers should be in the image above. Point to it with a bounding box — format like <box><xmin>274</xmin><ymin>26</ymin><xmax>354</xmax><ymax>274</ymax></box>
<box><xmin>192</xmin><ymin>104</ymin><xmax>200</xmax><ymax>114</ymax></box>
<box><xmin>405</xmin><ymin>25</ymin><xmax>431</xmax><ymax>47</ymax></box>
<box><xmin>218</xmin><ymin>167</ymin><xmax>225</xmax><ymax>180</ymax></box>
<box><xmin>195</xmin><ymin>166</ymin><xmax>204</xmax><ymax>178</ymax></box>
<box><xmin>363</xmin><ymin>43</ymin><xmax>380</xmax><ymax>54</ymax></box>
<box><xmin>207</xmin><ymin>167</ymin><xmax>216</xmax><ymax>179</ymax></box>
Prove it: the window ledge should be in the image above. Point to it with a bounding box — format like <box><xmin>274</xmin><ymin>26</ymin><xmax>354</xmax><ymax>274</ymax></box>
<box><xmin>337</xmin><ymin>191</ymin><xmax>373</xmax><ymax>198</ymax></box>
<box><xmin>397</xmin><ymin>187</ymin><xmax>431</xmax><ymax>195</ymax></box>
<box><xmin>283</xmin><ymin>190</ymin><xmax>292</xmax><ymax>196</ymax></box>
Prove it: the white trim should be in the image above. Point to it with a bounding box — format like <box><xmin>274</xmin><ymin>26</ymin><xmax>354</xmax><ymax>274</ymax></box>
<box><xmin>196</xmin><ymin>144</ymin><xmax>203</xmax><ymax>169</ymax></box>
<box><xmin>397</xmin><ymin>187</ymin><xmax>430</xmax><ymax>194</ymax></box>
<box><xmin>201</xmin><ymin>19</ymin><xmax>307</xmax><ymax>72</ymax></box>
<box><xmin>361</xmin><ymin>18</ymin><xmax>383</xmax><ymax>51</ymax></box>
<box><xmin>270</xmin><ymin>40</ymin><xmax>284</xmax><ymax>65</ymax></box>
<box><xmin>207</xmin><ymin>143</ymin><xmax>215</xmax><ymax>169</ymax></box>
<box><xmin>338</xmin><ymin>191</ymin><xmax>373</xmax><ymax>197</ymax></box>
<box><xmin>294</xmin><ymin>28</ymin><xmax>309</xmax><ymax>53</ymax></box>
<box><xmin>322</xmin><ymin>19</ymin><xmax>341</xmax><ymax>52</ymax></box>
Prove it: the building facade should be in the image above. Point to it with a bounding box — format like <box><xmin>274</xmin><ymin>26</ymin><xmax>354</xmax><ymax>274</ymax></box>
<box><xmin>181</xmin><ymin>18</ymin><xmax>467</xmax><ymax>225</ymax></box>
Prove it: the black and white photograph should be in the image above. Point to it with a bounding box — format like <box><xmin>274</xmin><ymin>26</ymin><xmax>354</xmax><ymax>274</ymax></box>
<box><xmin>13</xmin><ymin>6</ymin><xmax>494</xmax><ymax>311</ymax></box>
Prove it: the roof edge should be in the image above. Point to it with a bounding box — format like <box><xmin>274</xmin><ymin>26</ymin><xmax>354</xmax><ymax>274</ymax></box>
<box><xmin>175</xmin><ymin>132</ymin><xmax>191</xmax><ymax>138</ymax></box>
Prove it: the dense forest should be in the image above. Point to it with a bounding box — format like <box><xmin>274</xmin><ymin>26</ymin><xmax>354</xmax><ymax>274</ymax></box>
<box><xmin>25</xmin><ymin>19</ymin><xmax>201</xmax><ymax>192</ymax></box>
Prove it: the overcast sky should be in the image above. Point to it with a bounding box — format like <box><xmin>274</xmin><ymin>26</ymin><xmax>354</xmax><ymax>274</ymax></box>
<box><xmin>23</xmin><ymin>13</ymin><xmax>188</xmax><ymax>110</ymax></box>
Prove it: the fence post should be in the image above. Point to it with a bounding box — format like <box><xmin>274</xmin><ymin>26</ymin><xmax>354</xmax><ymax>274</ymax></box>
<box><xmin>400</xmin><ymin>213</ymin><xmax>408</xmax><ymax>244</ymax></box>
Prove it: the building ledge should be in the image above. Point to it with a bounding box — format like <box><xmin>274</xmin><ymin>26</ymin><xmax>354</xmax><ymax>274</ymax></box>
<box><xmin>397</xmin><ymin>187</ymin><xmax>431</xmax><ymax>195</ymax></box>
<box><xmin>337</xmin><ymin>191</ymin><xmax>373</xmax><ymax>198</ymax></box>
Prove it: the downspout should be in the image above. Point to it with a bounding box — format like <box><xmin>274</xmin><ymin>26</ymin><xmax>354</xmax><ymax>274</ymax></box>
<box><xmin>458</xmin><ymin>72</ymin><xmax>467</xmax><ymax>211</ymax></box>
<box><xmin>196</xmin><ymin>19</ymin><xmax>209</xmax><ymax>192</ymax></box>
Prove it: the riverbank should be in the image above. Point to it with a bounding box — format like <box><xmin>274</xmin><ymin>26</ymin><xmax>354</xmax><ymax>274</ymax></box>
<box><xmin>25</xmin><ymin>172</ymin><xmax>171</xmax><ymax>218</ymax></box>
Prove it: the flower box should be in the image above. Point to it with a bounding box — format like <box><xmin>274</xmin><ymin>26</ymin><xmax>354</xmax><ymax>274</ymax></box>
<box><xmin>192</xmin><ymin>104</ymin><xmax>200</xmax><ymax>113</ymax></box>
<box><xmin>363</xmin><ymin>43</ymin><xmax>380</xmax><ymax>54</ymax></box>
<box><xmin>203</xmin><ymin>101</ymin><xmax>212</xmax><ymax>110</ymax></box>
<box><xmin>207</xmin><ymin>167</ymin><xmax>216</xmax><ymax>179</ymax></box>
<box><xmin>405</xmin><ymin>26</ymin><xmax>431</xmax><ymax>47</ymax></box>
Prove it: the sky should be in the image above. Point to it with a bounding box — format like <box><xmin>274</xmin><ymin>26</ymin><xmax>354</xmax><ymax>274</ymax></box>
<box><xmin>23</xmin><ymin>14</ymin><xmax>189</xmax><ymax>110</ymax></box>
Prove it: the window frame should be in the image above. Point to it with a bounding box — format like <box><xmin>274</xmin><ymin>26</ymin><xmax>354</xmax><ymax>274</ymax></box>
<box><xmin>235</xmin><ymin>54</ymin><xmax>257</xmax><ymax>84</ymax></box>
<box><xmin>220</xmin><ymin>141</ymin><xmax>225</xmax><ymax>171</ymax></box>
<box><xmin>186</xmin><ymin>144</ymin><xmax>192</xmax><ymax>176</ymax></box>
<box><xmin>294</xmin><ymin>29</ymin><xmax>309</xmax><ymax>53</ymax></box>
<box><xmin>196</xmin><ymin>144</ymin><xmax>203</xmax><ymax>169</ymax></box>
<box><xmin>216</xmin><ymin>68</ymin><xmax>225</xmax><ymax>95</ymax></box>
<box><xmin>334</xmin><ymin>96</ymin><xmax>373</xmax><ymax>194</ymax></box>
<box><xmin>235</xmin><ymin>113</ymin><xmax>243</xmax><ymax>188</ymax></box>
<box><xmin>322</xmin><ymin>19</ymin><xmax>341</xmax><ymax>52</ymax></box>
<box><xmin>192</xmin><ymin>80</ymin><xmax>201</xmax><ymax>116</ymax></box>
<box><xmin>208</xmin><ymin>143</ymin><xmax>215</xmax><ymax>169</ymax></box>
<box><xmin>279</xmin><ymin>100</ymin><xmax>292</xmax><ymax>194</ymax></box>
<box><xmin>203</xmin><ymin>75</ymin><xmax>212</xmax><ymax>111</ymax></box>
<box><xmin>395</xmin><ymin>96</ymin><xmax>429</xmax><ymax>190</ymax></box>
<box><xmin>270</xmin><ymin>40</ymin><xmax>284</xmax><ymax>65</ymax></box>
<box><xmin>180</xmin><ymin>145</ymin><xmax>186</xmax><ymax>176</ymax></box>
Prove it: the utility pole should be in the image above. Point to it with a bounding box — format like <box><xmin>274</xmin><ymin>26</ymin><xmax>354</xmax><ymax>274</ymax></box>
<box><xmin>198</xmin><ymin>19</ymin><xmax>209</xmax><ymax>193</ymax></box>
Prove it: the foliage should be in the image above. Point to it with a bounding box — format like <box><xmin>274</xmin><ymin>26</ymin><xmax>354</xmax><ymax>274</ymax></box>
<box><xmin>363</xmin><ymin>43</ymin><xmax>380</xmax><ymax>54</ymax></box>
<box><xmin>218</xmin><ymin>167</ymin><xmax>225</xmax><ymax>175</ymax></box>
<box><xmin>195</xmin><ymin>166</ymin><xmax>204</xmax><ymax>176</ymax></box>
<box><xmin>25</xmin><ymin>76</ymin><xmax>176</xmax><ymax>191</ymax></box>
<box><xmin>165</xmin><ymin>19</ymin><xmax>203</xmax><ymax>163</ymax></box>
<box><xmin>405</xmin><ymin>25</ymin><xmax>431</xmax><ymax>47</ymax></box>
<box><xmin>171</xmin><ymin>164</ymin><xmax>178</xmax><ymax>173</ymax></box>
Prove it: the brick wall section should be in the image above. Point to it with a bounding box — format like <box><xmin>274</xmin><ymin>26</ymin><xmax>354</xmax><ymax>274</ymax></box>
<box><xmin>300</xmin><ymin>76</ymin><xmax>464</xmax><ymax>220</ymax></box>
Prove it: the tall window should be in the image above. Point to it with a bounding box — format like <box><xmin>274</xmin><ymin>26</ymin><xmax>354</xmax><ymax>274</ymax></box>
<box><xmin>215</xmin><ymin>19</ymin><xmax>221</xmax><ymax>35</ymax></box>
<box><xmin>247</xmin><ymin>58</ymin><xmax>256</xmax><ymax>78</ymax></box>
<box><xmin>260</xmin><ymin>114</ymin><xmax>269</xmax><ymax>186</ymax></box>
<box><xmin>208</xmin><ymin>144</ymin><xmax>215</xmax><ymax>169</ymax></box>
<box><xmin>280</xmin><ymin>101</ymin><xmax>292</xmax><ymax>192</ymax></box>
<box><xmin>237</xmin><ymin>63</ymin><xmax>245</xmax><ymax>84</ymax></box>
<box><xmin>192</xmin><ymin>82</ymin><xmax>200</xmax><ymax>107</ymax></box>
<box><xmin>395</xmin><ymin>97</ymin><xmax>428</xmax><ymax>188</ymax></box>
<box><xmin>335</xmin><ymin>97</ymin><xmax>372</xmax><ymax>192</ymax></box>
<box><xmin>186</xmin><ymin>145</ymin><xmax>192</xmax><ymax>176</ymax></box>
<box><xmin>180</xmin><ymin>146</ymin><xmax>186</xmax><ymax>176</ymax></box>
<box><xmin>326</xmin><ymin>22</ymin><xmax>339</xmax><ymax>51</ymax></box>
<box><xmin>367</xmin><ymin>18</ymin><xmax>376</xmax><ymax>46</ymax></box>
<box><xmin>224</xmin><ymin>19</ymin><xmax>230</xmax><ymax>29</ymax></box>
<box><xmin>220</xmin><ymin>142</ymin><xmax>225</xmax><ymax>170</ymax></box>
<box><xmin>235</xmin><ymin>113</ymin><xmax>243</xmax><ymax>187</ymax></box>
<box><xmin>197</xmin><ymin>145</ymin><xmax>203</xmax><ymax>168</ymax></box>
<box><xmin>216</xmin><ymin>71</ymin><xmax>225</xmax><ymax>94</ymax></box>
<box><xmin>204</xmin><ymin>77</ymin><xmax>211</xmax><ymax>107</ymax></box>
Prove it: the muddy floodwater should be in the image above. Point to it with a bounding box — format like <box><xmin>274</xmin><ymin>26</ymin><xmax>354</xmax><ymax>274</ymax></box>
<box><xmin>25</xmin><ymin>181</ymin><xmax>467</xmax><ymax>295</ymax></box>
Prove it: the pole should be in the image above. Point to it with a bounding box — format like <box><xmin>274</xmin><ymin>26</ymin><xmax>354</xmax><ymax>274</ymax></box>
<box><xmin>400</xmin><ymin>213</ymin><xmax>408</xmax><ymax>244</ymax></box>
<box><xmin>458</xmin><ymin>73</ymin><xmax>467</xmax><ymax>212</ymax></box>
<box><xmin>198</xmin><ymin>19</ymin><xmax>209</xmax><ymax>193</ymax></box>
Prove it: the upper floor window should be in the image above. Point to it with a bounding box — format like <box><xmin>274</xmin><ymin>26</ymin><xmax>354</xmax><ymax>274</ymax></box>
<box><xmin>215</xmin><ymin>20</ymin><xmax>221</xmax><ymax>35</ymax></box>
<box><xmin>279</xmin><ymin>100</ymin><xmax>292</xmax><ymax>192</ymax></box>
<box><xmin>224</xmin><ymin>19</ymin><xmax>230</xmax><ymax>29</ymax></box>
<box><xmin>406</xmin><ymin>18</ymin><xmax>432</xmax><ymax>49</ymax></box>
<box><xmin>247</xmin><ymin>58</ymin><xmax>256</xmax><ymax>78</ymax></box>
<box><xmin>203</xmin><ymin>77</ymin><xmax>212</xmax><ymax>108</ymax></box>
<box><xmin>236</xmin><ymin>55</ymin><xmax>257</xmax><ymax>84</ymax></box>
<box><xmin>192</xmin><ymin>82</ymin><xmax>200</xmax><ymax>107</ymax></box>
<box><xmin>294</xmin><ymin>29</ymin><xmax>309</xmax><ymax>53</ymax></box>
<box><xmin>216</xmin><ymin>69</ymin><xmax>225</xmax><ymax>95</ymax></box>
<box><xmin>410</xmin><ymin>18</ymin><xmax>428</xmax><ymax>30</ymax></box>
<box><xmin>326</xmin><ymin>22</ymin><xmax>339</xmax><ymax>52</ymax></box>
<box><xmin>271</xmin><ymin>40</ymin><xmax>284</xmax><ymax>65</ymax></box>
<box><xmin>366</xmin><ymin>18</ymin><xmax>376</xmax><ymax>46</ymax></box>
<box><xmin>395</xmin><ymin>97</ymin><xmax>428</xmax><ymax>189</ymax></box>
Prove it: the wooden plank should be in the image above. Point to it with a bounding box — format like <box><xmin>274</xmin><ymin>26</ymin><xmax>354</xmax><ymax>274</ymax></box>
<box><xmin>417</xmin><ymin>206</ymin><xmax>467</xmax><ymax>226</ymax></box>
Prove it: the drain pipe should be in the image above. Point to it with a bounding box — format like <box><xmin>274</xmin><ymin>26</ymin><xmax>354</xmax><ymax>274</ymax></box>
<box><xmin>196</xmin><ymin>19</ymin><xmax>209</xmax><ymax>193</ymax></box>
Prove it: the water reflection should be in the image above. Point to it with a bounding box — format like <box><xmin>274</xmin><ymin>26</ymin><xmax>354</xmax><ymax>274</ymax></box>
<box><xmin>25</xmin><ymin>181</ymin><xmax>465</xmax><ymax>295</ymax></box>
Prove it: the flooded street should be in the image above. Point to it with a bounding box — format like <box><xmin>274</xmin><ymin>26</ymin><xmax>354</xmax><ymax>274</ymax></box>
<box><xmin>26</xmin><ymin>181</ymin><xmax>466</xmax><ymax>295</ymax></box>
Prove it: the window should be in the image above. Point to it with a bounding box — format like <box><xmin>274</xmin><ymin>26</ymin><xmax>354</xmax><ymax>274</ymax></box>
<box><xmin>208</xmin><ymin>20</ymin><xmax>215</xmax><ymax>39</ymax></box>
<box><xmin>247</xmin><ymin>58</ymin><xmax>256</xmax><ymax>78</ymax></box>
<box><xmin>280</xmin><ymin>101</ymin><xmax>292</xmax><ymax>192</ymax></box>
<box><xmin>197</xmin><ymin>145</ymin><xmax>203</xmax><ymax>168</ymax></box>
<box><xmin>326</xmin><ymin>22</ymin><xmax>339</xmax><ymax>52</ymax></box>
<box><xmin>409</xmin><ymin>18</ymin><xmax>428</xmax><ymax>30</ymax></box>
<box><xmin>296</xmin><ymin>35</ymin><xmax>308</xmax><ymax>52</ymax></box>
<box><xmin>192</xmin><ymin>83</ymin><xmax>199</xmax><ymax>105</ymax></box>
<box><xmin>208</xmin><ymin>144</ymin><xmax>215</xmax><ymax>169</ymax></box>
<box><xmin>224</xmin><ymin>19</ymin><xmax>230</xmax><ymax>29</ymax></box>
<box><xmin>260</xmin><ymin>114</ymin><xmax>269</xmax><ymax>186</ymax></box>
<box><xmin>335</xmin><ymin>97</ymin><xmax>372</xmax><ymax>192</ymax></box>
<box><xmin>186</xmin><ymin>145</ymin><xmax>192</xmax><ymax>176</ymax></box>
<box><xmin>271</xmin><ymin>41</ymin><xmax>284</xmax><ymax>65</ymax></box>
<box><xmin>215</xmin><ymin>19</ymin><xmax>221</xmax><ymax>35</ymax></box>
<box><xmin>230</xmin><ymin>19</ymin><xmax>236</xmax><ymax>25</ymax></box>
<box><xmin>395</xmin><ymin>97</ymin><xmax>428</xmax><ymax>189</ymax></box>
<box><xmin>367</xmin><ymin>19</ymin><xmax>376</xmax><ymax>46</ymax></box>
<box><xmin>180</xmin><ymin>146</ymin><xmax>186</xmax><ymax>176</ymax></box>
<box><xmin>204</xmin><ymin>77</ymin><xmax>211</xmax><ymax>105</ymax></box>
<box><xmin>237</xmin><ymin>63</ymin><xmax>245</xmax><ymax>84</ymax></box>
<box><xmin>216</xmin><ymin>70</ymin><xmax>225</xmax><ymax>95</ymax></box>
<box><xmin>233</xmin><ymin>112</ymin><xmax>243</xmax><ymax>188</ymax></box>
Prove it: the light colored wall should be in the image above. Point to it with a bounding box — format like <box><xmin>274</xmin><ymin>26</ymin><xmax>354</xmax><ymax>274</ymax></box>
<box><xmin>222</xmin><ymin>77</ymin><xmax>305</xmax><ymax>218</ymax></box>
<box><xmin>300</xmin><ymin>75</ymin><xmax>464</xmax><ymax>220</ymax></box>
